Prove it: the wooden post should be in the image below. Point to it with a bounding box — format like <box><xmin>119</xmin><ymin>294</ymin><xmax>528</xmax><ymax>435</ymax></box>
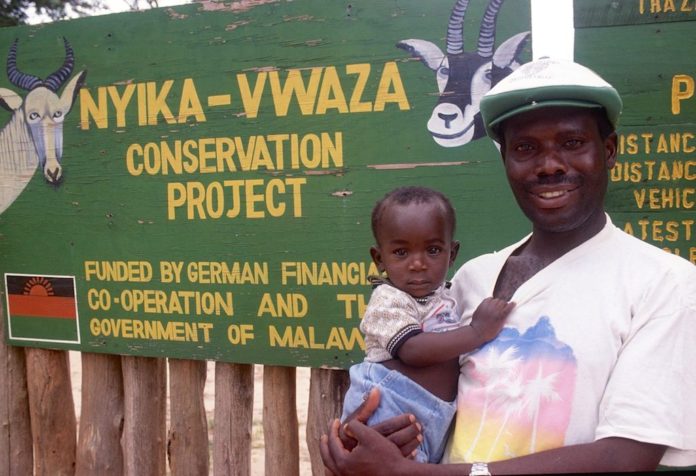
<box><xmin>213</xmin><ymin>362</ymin><xmax>254</xmax><ymax>476</ymax></box>
<box><xmin>168</xmin><ymin>359</ymin><xmax>209</xmax><ymax>476</ymax></box>
<box><xmin>25</xmin><ymin>348</ymin><xmax>77</xmax><ymax>476</ymax></box>
<box><xmin>0</xmin><ymin>315</ymin><xmax>33</xmax><ymax>476</ymax></box>
<box><xmin>263</xmin><ymin>365</ymin><xmax>299</xmax><ymax>476</ymax></box>
<box><xmin>122</xmin><ymin>356</ymin><xmax>166</xmax><ymax>476</ymax></box>
<box><xmin>76</xmin><ymin>353</ymin><xmax>124</xmax><ymax>476</ymax></box>
<box><xmin>306</xmin><ymin>368</ymin><xmax>350</xmax><ymax>475</ymax></box>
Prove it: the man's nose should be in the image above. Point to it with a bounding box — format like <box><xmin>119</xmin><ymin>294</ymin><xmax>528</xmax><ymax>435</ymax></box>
<box><xmin>535</xmin><ymin>149</ymin><xmax>568</xmax><ymax>175</ymax></box>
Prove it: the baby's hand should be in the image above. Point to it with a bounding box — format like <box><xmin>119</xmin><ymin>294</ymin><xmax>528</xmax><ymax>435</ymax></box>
<box><xmin>470</xmin><ymin>297</ymin><xmax>514</xmax><ymax>343</ymax></box>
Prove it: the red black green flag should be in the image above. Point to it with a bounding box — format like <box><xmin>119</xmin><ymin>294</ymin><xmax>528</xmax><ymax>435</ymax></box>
<box><xmin>4</xmin><ymin>274</ymin><xmax>80</xmax><ymax>343</ymax></box>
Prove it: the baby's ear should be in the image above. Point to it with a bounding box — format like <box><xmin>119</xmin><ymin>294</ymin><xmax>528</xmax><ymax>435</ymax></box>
<box><xmin>370</xmin><ymin>246</ymin><xmax>383</xmax><ymax>269</ymax></box>
<box><xmin>450</xmin><ymin>241</ymin><xmax>461</xmax><ymax>264</ymax></box>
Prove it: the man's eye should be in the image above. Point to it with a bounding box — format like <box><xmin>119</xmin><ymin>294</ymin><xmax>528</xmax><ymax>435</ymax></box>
<box><xmin>514</xmin><ymin>143</ymin><xmax>534</xmax><ymax>152</ymax></box>
<box><xmin>565</xmin><ymin>139</ymin><xmax>583</xmax><ymax>149</ymax></box>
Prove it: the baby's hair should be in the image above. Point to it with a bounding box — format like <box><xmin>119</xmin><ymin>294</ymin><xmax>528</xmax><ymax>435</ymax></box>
<box><xmin>371</xmin><ymin>186</ymin><xmax>456</xmax><ymax>242</ymax></box>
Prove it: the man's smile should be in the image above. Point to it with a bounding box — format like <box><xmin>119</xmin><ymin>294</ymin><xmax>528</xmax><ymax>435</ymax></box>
<box><xmin>538</xmin><ymin>190</ymin><xmax>567</xmax><ymax>199</ymax></box>
<box><xmin>534</xmin><ymin>185</ymin><xmax>580</xmax><ymax>199</ymax></box>
<box><xmin>526</xmin><ymin>184</ymin><xmax>581</xmax><ymax>209</ymax></box>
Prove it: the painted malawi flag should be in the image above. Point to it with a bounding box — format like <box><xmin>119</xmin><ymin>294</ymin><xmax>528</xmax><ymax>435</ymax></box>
<box><xmin>5</xmin><ymin>274</ymin><xmax>80</xmax><ymax>343</ymax></box>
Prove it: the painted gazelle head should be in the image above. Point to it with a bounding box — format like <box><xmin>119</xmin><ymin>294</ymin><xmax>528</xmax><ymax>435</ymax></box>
<box><xmin>398</xmin><ymin>0</ymin><xmax>529</xmax><ymax>147</ymax></box>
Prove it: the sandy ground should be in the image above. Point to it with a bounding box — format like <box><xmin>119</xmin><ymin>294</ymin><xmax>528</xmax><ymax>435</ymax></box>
<box><xmin>69</xmin><ymin>352</ymin><xmax>313</xmax><ymax>475</ymax></box>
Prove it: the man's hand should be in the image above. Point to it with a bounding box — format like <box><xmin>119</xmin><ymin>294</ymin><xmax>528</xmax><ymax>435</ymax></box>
<box><xmin>321</xmin><ymin>387</ymin><xmax>423</xmax><ymax>475</ymax></box>
<box><xmin>322</xmin><ymin>417</ymin><xmax>418</xmax><ymax>476</ymax></box>
<box><xmin>338</xmin><ymin>387</ymin><xmax>421</xmax><ymax>455</ymax></box>
<box><xmin>337</xmin><ymin>385</ymin><xmax>380</xmax><ymax>450</ymax></box>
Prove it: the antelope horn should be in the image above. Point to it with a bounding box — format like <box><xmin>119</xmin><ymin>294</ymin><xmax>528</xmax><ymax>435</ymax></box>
<box><xmin>477</xmin><ymin>0</ymin><xmax>504</xmax><ymax>59</ymax></box>
<box><xmin>7</xmin><ymin>39</ymin><xmax>42</xmax><ymax>91</ymax></box>
<box><xmin>446</xmin><ymin>0</ymin><xmax>471</xmax><ymax>55</ymax></box>
<box><xmin>43</xmin><ymin>37</ymin><xmax>75</xmax><ymax>92</ymax></box>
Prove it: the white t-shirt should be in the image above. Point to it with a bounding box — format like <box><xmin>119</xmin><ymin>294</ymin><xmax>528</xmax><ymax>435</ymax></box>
<box><xmin>443</xmin><ymin>216</ymin><xmax>696</xmax><ymax>467</ymax></box>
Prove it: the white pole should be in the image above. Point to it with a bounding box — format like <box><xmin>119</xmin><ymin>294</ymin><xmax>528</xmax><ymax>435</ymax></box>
<box><xmin>531</xmin><ymin>0</ymin><xmax>575</xmax><ymax>60</ymax></box>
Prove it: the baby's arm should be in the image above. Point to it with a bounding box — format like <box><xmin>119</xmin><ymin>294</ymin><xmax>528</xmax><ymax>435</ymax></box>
<box><xmin>396</xmin><ymin>297</ymin><xmax>513</xmax><ymax>367</ymax></box>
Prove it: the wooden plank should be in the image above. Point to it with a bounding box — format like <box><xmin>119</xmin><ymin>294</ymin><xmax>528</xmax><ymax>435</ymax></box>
<box><xmin>0</xmin><ymin>314</ymin><xmax>32</xmax><ymax>476</ymax></box>
<box><xmin>75</xmin><ymin>353</ymin><xmax>124</xmax><ymax>476</ymax></box>
<box><xmin>263</xmin><ymin>366</ymin><xmax>299</xmax><ymax>476</ymax></box>
<box><xmin>25</xmin><ymin>348</ymin><xmax>76</xmax><ymax>475</ymax></box>
<box><xmin>306</xmin><ymin>368</ymin><xmax>350</xmax><ymax>476</ymax></box>
<box><xmin>213</xmin><ymin>362</ymin><xmax>254</xmax><ymax>476</ymax></box>
<box><xmin>122</xmin><ymin>356</ymin><xmax>166</xmax><ymax>476</ymax></box>
<box><xmin>168</xmin><ymin>359</ymin><xmax>209</xmax><ymax>476</ymax></box>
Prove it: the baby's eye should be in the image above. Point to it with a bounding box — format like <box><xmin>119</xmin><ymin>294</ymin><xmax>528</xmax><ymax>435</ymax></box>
<box><xmin>427</xmin><ymin>246</ymin><xmax>442</xmax><ymax>256</ymax></box>
<box><xmin>393</xmin><ymin>249</ymin><xmax>407</xmax><ymax>257</ymax></box>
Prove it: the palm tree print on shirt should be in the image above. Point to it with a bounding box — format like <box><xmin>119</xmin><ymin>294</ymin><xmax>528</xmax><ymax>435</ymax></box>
<box><xmin>448</xmin><ymin>317</ymin><xmax>576</xmax><ymax>462</ymax></box>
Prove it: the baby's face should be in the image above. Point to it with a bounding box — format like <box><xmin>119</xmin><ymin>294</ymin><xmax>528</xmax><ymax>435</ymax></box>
<box><xmin>371</xmin><ymin>201</ymin><xmax>458</xmax><ymax>298</ymax></box>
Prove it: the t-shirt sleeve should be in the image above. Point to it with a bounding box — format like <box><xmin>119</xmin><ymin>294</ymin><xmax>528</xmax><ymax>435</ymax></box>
<box><xmin>595</xmin><ymin>265</ymin><xmax>696</xmax><ymax>467</ymax></box>
<box><xmin>360</xmin><ymin>285</ymin><xmax>422</xmax><ymax>359</ymax></box>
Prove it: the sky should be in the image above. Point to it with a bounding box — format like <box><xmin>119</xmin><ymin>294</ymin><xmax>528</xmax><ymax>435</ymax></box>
<box><xmin>27</xmin><ymin>0</ymin><xmax>575</xmax><ymax>59</ymax></box>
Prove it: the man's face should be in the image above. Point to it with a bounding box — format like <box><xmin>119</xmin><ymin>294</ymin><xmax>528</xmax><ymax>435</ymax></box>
<box><xmin>371</xmin><ymin>201</ymin><xmax>459</xmax><ymax>298</ymax></box>
<box><xmin>500</xmin><ymin>107</ymin><xmax>617</xmax><ymax>235</ymax></box>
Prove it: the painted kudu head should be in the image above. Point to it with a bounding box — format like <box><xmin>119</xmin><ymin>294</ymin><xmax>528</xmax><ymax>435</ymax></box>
<box><xmin>1</xmin><ymin>38</ymin><xmax>86</xmax><ymax>184</ymax></box>
<box><xmin>397</xmin><ymin>0</ymin><xmax>529</xmax><ymax>147</ymax></box>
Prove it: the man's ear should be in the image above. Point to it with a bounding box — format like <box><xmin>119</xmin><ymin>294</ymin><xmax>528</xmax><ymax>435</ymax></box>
<box><xmin>605</xmin><ymin>132</ymin><xmax>618</xmax><ymax>169</ymax></box>
<box><xmin>449</xmin><ymin>241</ymin><xmax>460</xmax><ymax>266</ymax></box>
<box><xmin>370</xmin><ymin>246</ymin><xmax>384</xmax><ymax>272</ymax></box>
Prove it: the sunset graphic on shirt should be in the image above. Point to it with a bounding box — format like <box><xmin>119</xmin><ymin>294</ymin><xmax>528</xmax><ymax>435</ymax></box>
<box><xmin>447</xmin><ymin>317</ymin><xmax>576</xmax><ymax>462</ymax></box>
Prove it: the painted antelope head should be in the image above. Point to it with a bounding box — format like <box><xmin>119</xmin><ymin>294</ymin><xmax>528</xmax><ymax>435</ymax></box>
<box><xmin>0</xmin><ymin>38</ymin><xmax>86</xmax><ymax>185</ymax></box>
<box><xmin>397</xmin><ymin>0</ymin><xmax>529</xmax><ymax>147</ymax></box>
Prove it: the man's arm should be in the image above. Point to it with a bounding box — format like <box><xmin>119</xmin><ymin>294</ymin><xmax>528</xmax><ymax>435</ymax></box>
<box><xmin>322</xmin><ymin>418</ymin><xmax>666</xmax><ymax>476</ymax></box>
<box><xmin>487</xmin><ymin>437</ymin><xmax>666</xmax><ymax>474</ymax></box>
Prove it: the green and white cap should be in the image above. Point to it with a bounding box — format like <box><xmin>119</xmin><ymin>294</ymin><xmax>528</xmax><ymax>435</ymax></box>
<box><xmin>480</xmin><ymin>57</ymin><xmax>623</xmax><ymax>142</ymax></box>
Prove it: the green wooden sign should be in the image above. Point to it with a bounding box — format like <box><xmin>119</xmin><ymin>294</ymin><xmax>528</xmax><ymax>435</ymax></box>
<box><xmin>2</xmin><ymin>0</ymin><xmax>533</xmax><ymax>368</ymax></box>
<box><xmin>573</xmin><ymin>0</ymin><xmax>696</xmax><ymax>27</ymax></box>
<box><xmin>575</xmin><ymin>0</ymin><xmax>696</xmax><ymax>267</ymax></box>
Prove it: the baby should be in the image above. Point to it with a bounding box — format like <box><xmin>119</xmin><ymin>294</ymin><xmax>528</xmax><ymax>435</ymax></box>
<box><xmin>341</xmin><ymin>186</ymin><xmax>514</xmax><ymax>463</ymax></box>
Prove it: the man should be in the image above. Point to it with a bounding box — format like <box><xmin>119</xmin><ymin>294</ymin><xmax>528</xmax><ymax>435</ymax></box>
<box><xmin>320</xmin><ymin>57</ymin><xmax>696</xmax><ymax>475</ymax></box>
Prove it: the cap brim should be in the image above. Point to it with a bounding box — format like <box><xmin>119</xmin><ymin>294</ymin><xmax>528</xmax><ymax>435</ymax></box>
<box><xmin>488</xmin><ymin>100</ymin><xmax>604</xmax><ymax>140</ymax></box>
<box><xmin>481</xmin><ymin>82</ymin><xmax>623</xmax><ymax>142</ymax></box>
